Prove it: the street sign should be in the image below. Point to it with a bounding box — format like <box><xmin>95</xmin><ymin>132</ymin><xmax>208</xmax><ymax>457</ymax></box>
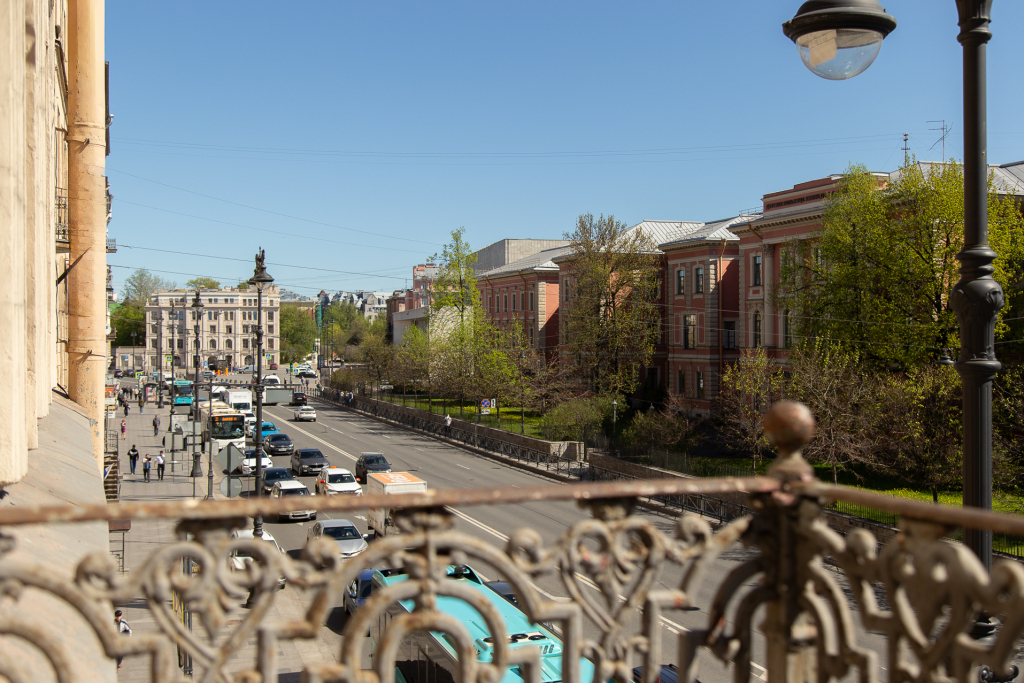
<box><xmin>480</xmin><ymin>398</ymin><xmax>491</xmax><ymax>415</ymax></box>
<box><xmin>216</xmin><ymin>442</ymin><xmax>245</xmax><ymax>472</ymax></box>
<box><xmin>265</xmin><ymin>354</ymin><xmax>272</xmax><ymax>362</ymax></box>
<box><xmin>220</xmin><ymin>477</ymin><xmax>242</xmax><ymax>498</ymax></box>
<box><xmin>165</xmin><ymin>355</ymin><xmax>173</xmax><ymax>364</ymax></box>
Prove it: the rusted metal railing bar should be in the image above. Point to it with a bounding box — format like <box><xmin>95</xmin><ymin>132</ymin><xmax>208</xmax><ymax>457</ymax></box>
<box><xmin>801</xmin><ymin>482</ymin><xmax>1024</xmax><ymax>536</ymax></box>
<box><xmin>0</xmin><ymin>476</ymin><xmax>780</xmax><ymax>527</ymax></box>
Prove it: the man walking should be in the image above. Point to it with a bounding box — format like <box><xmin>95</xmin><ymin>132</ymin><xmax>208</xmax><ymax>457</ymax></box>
<box><xmin>152</xmin><ymin>415</ymin><xmax>161</xmax><ymax>436</ymax></box>
<box><xmin>114</xmin><ymin>609</ymin><xmax>131</xmax><ymax>668</ymax></box>
<box><xmin>156</xmin><ymin>451</ymin><xmax>166</xmax><ymax>481</ymax></box>
<box><xmin>138</xmin><ymin>393</ymin><xmax>144</xmax><ymax>413</ymax></box>
<box><xmin>142</xmin><ymin>455</ymin><xmax>152</xmax><ymax>482</ymax></box>
<box><xmin>444</xmin><ymin>413</ymin><xmax>452</xmax><ymax>436</ymax></box>
<box><xmin>127</xmin><ymin>444</ymin><xmax>139</xmax><ymax>474</ymax></box>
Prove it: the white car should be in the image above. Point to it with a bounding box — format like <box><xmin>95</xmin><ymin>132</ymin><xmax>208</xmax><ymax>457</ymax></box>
<box><xmin>270</xmin><ymin>480</ymin><xmax>316</xmax><ymax>522</ymax></box>
<box><xmin>229</xmin><ymin>529</ymin><xmax>286</xmax><ymax>589</ymax></box>
<box><xmin>242</xmin><ymin>412</ymin><xmax>257</xmax><ymax>435</ymax></box>
<box><xmin>293</xmin><ymin>406</ymin><xmax>317</xmax><ymax>422</ymax></box>
<box><xmin>264</xmin><ymin>375</ymin><xmax>281</xmax><ymax>385</ymax></box>
<box><xmin>240</xmin><ymin>452</ymin><xmax>273</xmax><ymax>476</ymax></box>
<box><xmin>315</xmin><ymin>467</ymin><xmax>362</xmax><ymax>496</ymax></box>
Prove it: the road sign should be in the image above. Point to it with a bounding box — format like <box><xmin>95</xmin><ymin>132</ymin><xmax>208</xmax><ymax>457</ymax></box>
<box><xmin>265</xmin><ymin>354</ymin><xmax>272</xmax><ymax>362</ymax></box>
<box><xmin>220</xmin><ymin>477</ymin><xmax>242</xmax><ymax>498</ymax></box>
<box><xmin>165</xmin><ymin>355</ymin><xmax>173</xmax><ymax>363</ymax></box>
<box><xmin>480</xmin><ymin>398</ymin><xmax>491</xmax><ymax>415</ymax></box>
<box><xmin>216</xmin><ymin>442</ymin><xmax>245</xmax><ymax>472</ymax></box>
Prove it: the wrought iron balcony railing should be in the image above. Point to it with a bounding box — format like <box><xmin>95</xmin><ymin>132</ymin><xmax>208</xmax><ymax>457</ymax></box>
<box><xmin>55</xmin><ymin>186</ymin><xmax>69</xmax><ymax>247</ymax></box>
<box><xmin>1</xmin><ymin>402</ymin><xmax>1023</xmax><ymax>683</ymax></box>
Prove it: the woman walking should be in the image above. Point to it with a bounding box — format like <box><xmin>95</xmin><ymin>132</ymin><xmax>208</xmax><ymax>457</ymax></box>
<box><xmin>142</xmin><ymin>455</ymin><xmax>152</xmax><ymax>483</ymax></box>
<box><xmin>120</xmin><ymin>419</ymin><xmax>127</xmax><ymax>440</ymax></box>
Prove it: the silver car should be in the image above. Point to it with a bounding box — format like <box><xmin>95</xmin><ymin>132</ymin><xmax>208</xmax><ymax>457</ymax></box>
<box><xmin>306</xmin><ymin>519</ymin><xmax>368</xmax><ymax>558</ymax></box>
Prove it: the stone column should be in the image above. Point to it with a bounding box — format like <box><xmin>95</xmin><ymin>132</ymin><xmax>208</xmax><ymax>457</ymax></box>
<box><xmin>67</xmin><ymin>0</ymin><xmax>106</xmax><ymax>470</ymax></box>
<box><xmin>0</xmin><ymin>0</ymin><xmax>29</xmax><ymax>485</ymax></box>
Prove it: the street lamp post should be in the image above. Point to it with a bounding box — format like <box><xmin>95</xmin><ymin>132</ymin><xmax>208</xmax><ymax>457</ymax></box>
<box><xmin>190</xmin><ymin>290</ymin><xmax>204</xmax><ymax>498</ymax></box>
<box><xmin>130</xmin><ymin>331</ymin><xmax>137</xmax><ymax>374</ymax></box>
<box><xmin>249</xmin><ymin>248</ymin><xmax>274</xmax><ymax>539</ymax></box>
<box><xmin>784</xmin><ymin>0</ymin><xmax>1004</xmax><ymax>576</ymax></box>
<box><xmin>612</xmin><ymin>399</ymin><xmax>617</xmax><ymax>450</ymax></box>
<box><xmin>519</xmin><ymin>351</ymin><xmax>525</xmax><ymax>435</ymax></box>
<box><xmin>157</xmin><ymin>311</ymin><xmax>164</xmax><ymax>408</ymax></box>
<box><xmin>170</xmin><ymin>301</ymin><xmax>176</xmax><ymax>383</ymax></box>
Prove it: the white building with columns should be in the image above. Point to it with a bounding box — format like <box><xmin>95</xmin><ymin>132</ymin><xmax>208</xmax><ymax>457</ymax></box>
<box><xmin>145</xmin><ymin>286</ymin><xmax>281</xmax><ymax>374</ymax></box>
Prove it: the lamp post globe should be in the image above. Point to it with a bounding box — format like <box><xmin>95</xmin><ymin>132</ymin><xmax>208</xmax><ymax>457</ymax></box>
<box><xmin>783</xmin><ymin>0</ymin><xmax>896</xmax><ymax>80</ymax></box>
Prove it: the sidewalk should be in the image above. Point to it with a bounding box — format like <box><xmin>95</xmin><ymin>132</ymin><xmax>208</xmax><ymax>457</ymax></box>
<box><xmin>114</xmin><ymin>395</ymin><xmax>340</xmax><ymax>680</ymax></box>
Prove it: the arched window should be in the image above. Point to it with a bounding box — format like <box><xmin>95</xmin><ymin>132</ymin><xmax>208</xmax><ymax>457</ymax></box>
<box><xmin>753</xmin><ymin>312</ymin><xmax>762</xmax><ymax>347</ymax></box>
<box><xmin>226</xmin><ymin>338</ymin><xmax>233</xmax><ymax>349</ymax></box>
<box><xmin>209</xmin><ymin>339</ymin><xmax>217</xmax><ymax>350</ymax></box>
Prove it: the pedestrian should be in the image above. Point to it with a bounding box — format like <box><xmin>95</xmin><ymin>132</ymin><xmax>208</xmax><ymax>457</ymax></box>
<box><xmin>123</xmin><ymin>403</ymin><xmax>129</xmax><ymax>417</ymax></box>
<box><xmin>142</xmin><ymin>455</ymin><xmax>152</xmax><ymax>482</ymax></box>
<box><xmin>114</xmin><ymin>609</ymin><xmax>131</xmax><ymax>668</ymax></box>
<box><xmin>444</xmin><ymin>413</ymin><xmax>452</xmax><ymax>436</ymax></box>
<box><xmin>156</xmin><ymin>451</ymin><xmax>166</xmax><ymax>481</ymax></box>
<box><xmin>120</xmin><ymin>419</ymin><xmax>127</xmax><ymax>439</ymax></box>
<box><xmin>152</xmin><ymin>415</ymin><xmax>160</xmax><ymax>436</ymax></box>
<box><xmin>127</xmin><ymin>444</ymin><xmax>139</xmax><ymax>474</ymax></box>
<box><xmin>138</xmin><ymin>394</ymin><xmax>144</xmax><ymax>413</ymax></box>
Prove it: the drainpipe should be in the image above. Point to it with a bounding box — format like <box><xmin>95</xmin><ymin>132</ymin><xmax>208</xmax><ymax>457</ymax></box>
<box><xmin>67</xmin><ymin>0</ymin><xmax>107</xmax><ymax>470</ymax></box>
<box><xmin>717</xmin><ymin>240</ymin><xmax>726</xmax><ymax>389</ymax></box>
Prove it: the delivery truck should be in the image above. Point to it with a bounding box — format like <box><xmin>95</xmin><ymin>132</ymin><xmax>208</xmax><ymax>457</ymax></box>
<box><xmin>263</xmin><ymin>386</ymin><xmax>293</xmax><ymax>406</ymax></box>
<box><xmin>367</xmin><ymin>472</ymin><xmax>428</xmax><ymax>537</ymax></box>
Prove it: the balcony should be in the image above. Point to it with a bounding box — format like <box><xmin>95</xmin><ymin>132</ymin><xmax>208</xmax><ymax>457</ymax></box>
<box><xmin>55</xmin><ymin>187</ymin><xmax>69</xmax><ymax>253</ymax></box>
<box><xmin>1</xmin><ymin>401</ymin><xmax>1023</xmax><ymax>682</ymax></box>
<box><xmin>106</xmin><ymin>237</ymin><xmax>116</xmax><ymax>253</ymax></box>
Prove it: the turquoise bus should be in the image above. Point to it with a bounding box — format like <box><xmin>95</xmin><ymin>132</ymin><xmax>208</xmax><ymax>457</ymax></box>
<box><xmin>172</xmin><ymin>380</ymin><xmax>194</xmax><ymax>406</ymax></box>
<box><xmin>369</xmin><ymin>565</ymin><xmax>594</xmax><ymax>683</ymax></box>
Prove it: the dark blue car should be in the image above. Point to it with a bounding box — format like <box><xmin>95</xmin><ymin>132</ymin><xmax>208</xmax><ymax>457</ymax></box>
<box><xmin>344</xmin><ymin>569</ymin><xmax>376</xmax><ymax>615</ymax></box>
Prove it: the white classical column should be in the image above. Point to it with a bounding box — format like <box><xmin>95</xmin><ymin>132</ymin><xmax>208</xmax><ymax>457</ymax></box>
<box><xmin>66</xmin><ymin>0</ymin><xmax>107</xmax><ymax>470</ymax></box>
<box><xmin>0</xmin><ymin>0</ymin><xmax>29</xmax><ymax>485</ymax></box>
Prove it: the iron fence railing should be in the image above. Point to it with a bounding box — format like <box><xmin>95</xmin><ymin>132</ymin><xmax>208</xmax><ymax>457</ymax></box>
<box><xmin>55</xmin><ymin>186</ymin><xmax>69</xmax><ymax>242</ymax></box>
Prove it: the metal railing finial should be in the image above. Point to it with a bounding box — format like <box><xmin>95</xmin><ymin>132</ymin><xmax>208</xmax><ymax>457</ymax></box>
<box><xmin>763</xmin><ymin>400</ymin><xmax>816</xmax><ymax>483</ymax></box>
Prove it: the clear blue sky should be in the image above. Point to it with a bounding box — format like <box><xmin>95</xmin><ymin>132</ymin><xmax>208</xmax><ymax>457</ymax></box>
<box><xmin>106</xmin><ymin>2</ymin><xmax>1024</xmax><ymax>298</ymax></box>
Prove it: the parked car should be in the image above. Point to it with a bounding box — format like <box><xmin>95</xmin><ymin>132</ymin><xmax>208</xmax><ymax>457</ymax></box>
<box><xmin>239</xmin><ymin>449</ymin><xmax>273</xmax><ymax>476</ymax></box>
<box><xmin>113</xmin><ymin>369</ymin><xmax>124</xmax><ymax>378</ymax></box>
<box><xmin>262</xmin><ymin>432</ymin><xmax>294</xmax><ymax>456</ymax></box>
<box><xmin>290</xmin><ymin>391</ymin><xmax>307</xmax><ymax>406</ymax></box>
<box><xmin>315</xmin><ymin>467</ymin><xmax>362</xmax><ymax>496</ymax></box>
<box><xmin>270</xmin><ymin>480</ymin><xmax>316</xmax><ymax>522</ymax></box>
<box><xmin>201</xmin><ymin>370</ymin><xmax>215</xmax><ymax>379</ymax></box>
<box><xmin>269</xmin><ymin>363</ymin><xmax>278</xmax><ymax>370</ymax></box>
<box><xmin>355</xmin><ymin>453</ymin><xmax>392</xmax><ymax>483</ymax></box>
<box><xmin>306</xmin><ymin>519</ymin><xmax>367</xmax><ymax>558</ymax></box>
<box><xmin>293</xmin><ymin>406</ymin><xmax>317</xmax><ymax>422</ymax></box>
<box><xmin>260</xmin><ymin>467</ymin><xmax>293</xmax><ymax>495</ymax></box>
<box><xmin>229</xmin><ymin>529</ymin><xmax>286</xmax><ymax>589</ymax></box>
<box><xmin>290</xmin><ymin>448</ymin><xmax>329</xmax><ymax>476</ymax></box>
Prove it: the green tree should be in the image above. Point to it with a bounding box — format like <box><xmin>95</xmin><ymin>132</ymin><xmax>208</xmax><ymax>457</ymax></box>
<box><xmin>121</xmin><ymin>268</ymin><xmax>175</xmax><ymax>307</ymax></box>
<box><xmin>111</xmin><ymin>304</ymin><xmax>146</xmax><ymax>348</ymax></box>
<box><xmin>185</xmin><ymin>277</ymin><xmax>221</xmax><ymax>290</ymax></box>
<box><xmin>561</xmin><ymin>213</ymin><xmax>662</xmax><ymax>396</ymax></box>
<box><xmin>279</xmin><ymin>305</ymin><xmax>316</xmax><ymax>363</ymax></box>
<box><xmin>778</xmin><ymin>159</ymin><xmax>1024</xmax><ymax>368</ymax></box>
<box><xmin>715</xmin><ymin>347</ymin><xmax>785</xmax><ymax>466</ymax></box>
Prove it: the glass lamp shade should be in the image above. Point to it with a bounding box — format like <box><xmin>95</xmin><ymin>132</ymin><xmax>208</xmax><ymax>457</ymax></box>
<box><xmin>796</xmin><ymin>27</ymin><xmax>883</xmax><ymax>80</ymax></box>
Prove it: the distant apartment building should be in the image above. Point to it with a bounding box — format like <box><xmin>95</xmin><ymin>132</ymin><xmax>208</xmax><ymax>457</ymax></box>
<box><xmin>145</xmin><ymin>286</ymin><xmax>281</xmax><ymax>373</ymax></box>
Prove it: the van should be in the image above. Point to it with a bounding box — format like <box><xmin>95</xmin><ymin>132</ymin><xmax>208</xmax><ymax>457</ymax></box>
<box><xmin>270</xmin><ymin>480</ymin><xmax>316</xmax><ymax>522</ymax></box>
<box><xmin>264</xmin><ymin>375</ymin><xmax>281</xmax><ymax>385</ymax></box>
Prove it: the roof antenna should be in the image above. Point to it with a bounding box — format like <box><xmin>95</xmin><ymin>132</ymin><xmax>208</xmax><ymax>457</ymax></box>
<box><xmin>928</xmin><ymin>120</ymin><xmax>952</xmax><ymax>162</ymax></box>
<box><xmin>901</xmin><ymin>133</ymin><xmax>910</xmax><ymax>165</ymax></box>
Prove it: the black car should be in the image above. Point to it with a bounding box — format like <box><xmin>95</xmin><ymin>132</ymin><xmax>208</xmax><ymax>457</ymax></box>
<box><xmin>260</xmin><ymin>467</ymin><xmax>294</xmax><ymax>495</ymax></box>
<box><xmin>632</xmin><ymin>665</ymin><xmax>681</xmax><ymax>683</ymax></box>
<box><xmin>290</xmin><ymin>391</ymin><xmax>307</xmax><ymax>406</ymax></box>
<box><xmin>290</xmin><ymin>448</ymin><xmax>329</xmax><ymax>476</ymax></box>
<box><xmin>355</xmin><ymin>453</ymin><xmax>392</xmax><ymax>482</ymax></box>
<box><xmin>262</xmin><ymin>432</ymin><xmax>294</xmax><ymax>455</ymax></box>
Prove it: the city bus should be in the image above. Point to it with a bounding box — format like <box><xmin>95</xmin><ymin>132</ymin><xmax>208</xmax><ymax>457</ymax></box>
<box><xmin>369</xmin><ymin>565</ymin><xmax>594</xmax><ymax>683</ymax></box>
<box><xmin>172</xmin><ymin>380</ymin><xmax>194</xmax><ymax>406</ymax></box>
<box><xmin>198</xmin><ymin>398</ymin><xmax>245</xmax><ymax>456</ymax></box>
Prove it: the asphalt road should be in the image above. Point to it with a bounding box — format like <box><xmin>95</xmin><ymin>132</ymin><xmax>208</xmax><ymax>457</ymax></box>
<box><xmin>190</xmin><ymin>376</ymin><xmax>889</xmax><ymax>683</ymax></box>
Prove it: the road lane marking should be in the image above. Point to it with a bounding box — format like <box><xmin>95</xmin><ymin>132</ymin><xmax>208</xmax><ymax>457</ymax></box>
<box><xmin>456</xmin><ymin>464</ymin><xmax>470</xmax><ymax>470</ymax></box>
<box><xmin>273</xmin><ymin>420</ymin><xmax>357</xmax><ymax>463</ymax></box>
